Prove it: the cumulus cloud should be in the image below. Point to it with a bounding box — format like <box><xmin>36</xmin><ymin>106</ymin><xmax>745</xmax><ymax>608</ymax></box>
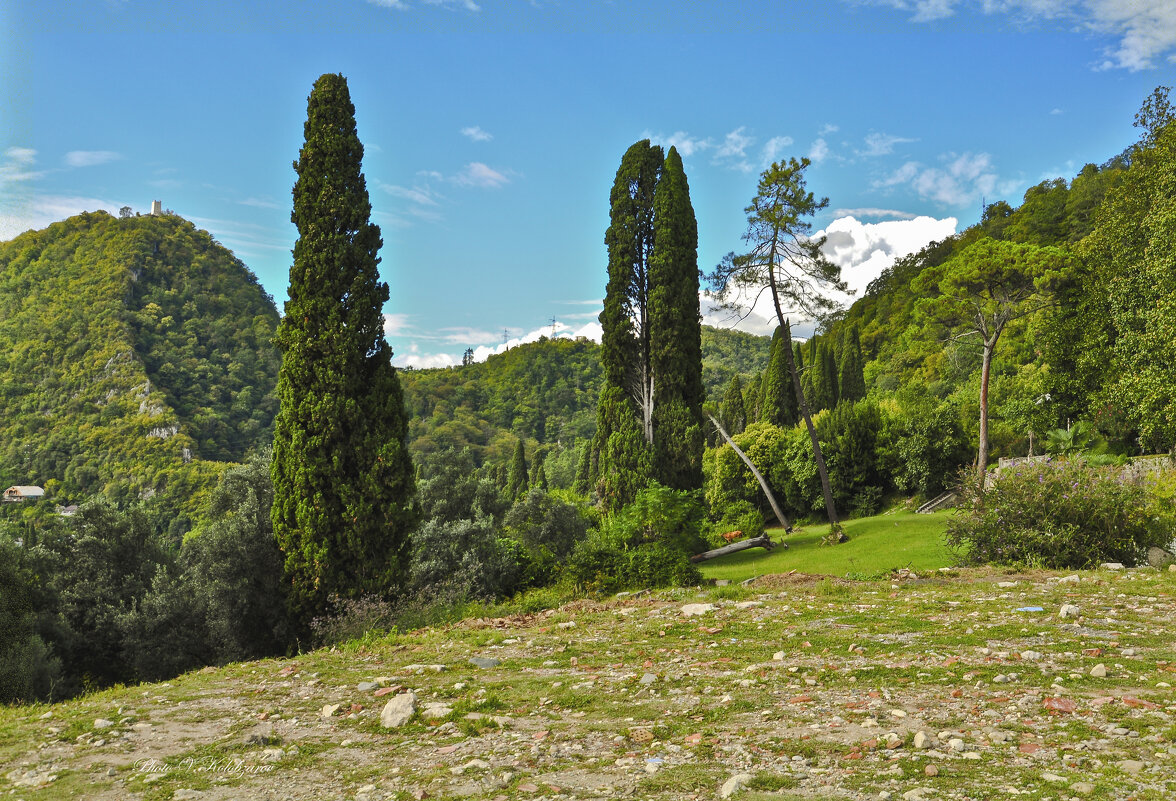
<box><xmin>461</xmin><ymin>125</ymin><xmax>493</xmax><ymax>142</ymax></box>
<box><xmin>808</xmin><ymin>138</ymin><xmax>831</xmax><ymax>163</ymax></box>
<box><xmin>453</xmin><ymin>162</ymin><xmax>510</xmax><ymax>188</ymax></box>
<box><xmin>64</xmin><ymin>150</ymin><xmax>122</xmax><ymax>168</ymax></box>
<box><xmin>867</xmin><ymin>1</ymin><xmax>1176</xmax><ymax>70</ymax></box>
<box><xmin>876</xmin><ymin>151</ymin><xmax>1013</xmax><ymax>207</ymax></box>
<box><xmin>713</xmin><ymin>127</ymin><xmax>756</xmax><ymax>172</ymax></box>
<box><xmin>817</xmin><ymin>214</ymin><xmax>959</xmax><ymax>292</ymax></box>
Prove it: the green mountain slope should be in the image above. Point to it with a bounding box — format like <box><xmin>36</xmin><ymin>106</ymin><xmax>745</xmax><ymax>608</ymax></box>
<box><xmin>0</xmin><ymin>211</ymin><xmax>280</xmax><ymax>524</ymax></box>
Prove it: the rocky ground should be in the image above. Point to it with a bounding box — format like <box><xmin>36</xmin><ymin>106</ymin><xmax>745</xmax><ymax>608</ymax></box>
<box><xmin>3</xmin><ymin>566</ymin><xmax>1175</xmax><ymax>801</ymax></box>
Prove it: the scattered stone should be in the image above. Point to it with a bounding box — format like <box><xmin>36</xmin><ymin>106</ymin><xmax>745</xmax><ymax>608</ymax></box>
<box><xmin>1041</xmin><ymin>773</ymin><xmax>1067</xmax><ymax>783</ymax></box>
<box><xmin>924</xmin><ymin>764</ymin><xmax>939</xmax><ymax>777</ymax></box>
<box><xmin>947</xmin><ymin>738</ymin><xmax>966</xmax><ymax>752</ymax></box>
<box><xmin>1119</xmin><ymin>759</ymin><xmax>1146</xmax><ymax>774</ymax></box>
<box><xmin>244</xmin><ymin>722</ymin><xmax>276</xmax><ymax>746</ymax></box>
<box><xmin>357</xmin><ymin>681</ymin><xmax>378</xmax><ymax>692</ymax></box>
<box><xmin>469</xmin><ymin>657</ymin><xmax>500</xmax><ymax>669</ymax></box>
<box><xmin>557</xmin><ymin>621</ymin><xmax>576</xmax><ymax>629</ymax></box>
<box><xmin>1090</xmin><ymin>664</ymin><xmax>1108</xmax><ymax>678</ymax></box>
<box><xmin>421</xmin><ymin>702</ymin><xmax>453</xmax><ymax>719</ymax></box>
<box><xmin>174</xmin><ymin>790</ymin><xmax>206</xmax><ymax>800</ymax></box>
<box><xmin>1072</xmin><ymin>782</ymin><xmax>1096</xmax><ymax>795</ymax></box>
<box><xmin>681</xmin><ymin>603</ymin><xmax>717</xmax><ymax>617</ymax></box>
<box><xmin>321</xmin><ymin>703</ymin><xmax>342</xmax><ymax>718</ymax></box>
<box><xmin>720</xmin><ymin>772</ymin><xmax>754</xmax><ymax>798</ymax></box>
<box><xmin>913</xmin><ymin>731</ymin><xmax>932</xmax><ymax>750</ymax></box>
<box><xmin>1059</xmin><ymin>574</ymin><xmax>1080</xmax><ymax>584</ymax></box>
<box><xmin>380</xmin><ymin>692</ymin><xmax>417</xmax><ymax>728</ymax></box>
<box><xmin>734</xmin><ymin>601</ymin><xmax>763</xmax><ymax>609</ymax></box>
<box><xmin>93</xmin><ymin>718</ymin><xmax>114</xmax><ymax>730</ymax></box>
<box><xmin>1147</xmin><ymin>547</ymin><xmax>1173</xmax><ymax>568</ymax></box>
<box><xmin>639</xmin><ymin>673</ymin><xmax>657</xmax><ymax>685</ymax></box>
<box><xmin>772</xmin><ymin>651</ymin><xmax>786</xmax><ymax>661</ymax></box>
<box><xmin>902</xmin><ymin>789</ymin><xmax>930</xmax><ymax>801</ymax></box>
<box><xmin>1100</xmin><ymin>562</ymin><xmax>1125</xmax><ymax>571</ymax></box>
<box><xmin>1020</xmin><ymin>650</ymin><xmax>1042</xmax><ymax>661</ymax></box>
<box><xmin>1059</xmin><ymin>604</ymin><xmax>1081</xmax><ymax>619</ymax></box>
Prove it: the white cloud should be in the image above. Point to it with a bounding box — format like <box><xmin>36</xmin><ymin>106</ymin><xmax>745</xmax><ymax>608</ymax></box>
<box><xmin>368</xmin><ymin>0</ymin><xmax>480</xmax><ymax>10</ymax></box>
<box><xmin>237</xmin><ymin>197</ymin><xmax>281</xmax><ymax>209</ymax></box>
<box><xmin>832</xmin><ymin>207</ymin><xmax>921</xmax><ymax>220</ymax></box>
<box><xmin>380</xmin><ymin>182</ymin><xmax>441</xmax><ymax>206</ymax></box>
<box><xmin>876</xmin><ymin>151</ymin><xmax>1010</xmax><ymax>207</ymax></box>
<box><xmin>867</xmin><ymin>1</ymin><xmax>1176</xmax><ymax>70</ymax></box>
<box><xmin>642</xmin><ymin>130</ymin><xmax>713</xmax><ymax>158</ymax></box>
<box><xmin>461</xmin><ymin>125</ymin><xmax>493</xmax><ymax>142</ymax></box>
<box><xmin>859</xmin><ymin>132</ymin><xmax>917</xmax><ymax>157</ymax></box>
<box><xmin>808</xmin><ymin>137</ymin><xmax>831</xmax><ymax>163</ymax></box>
<box><xmin>716</xmin><ymin>126</ymin><xmax>753</xmax><ymax>159</ymax></box>
<box><xmin>391</xmin><ymin>318</ymin><xmax>603</xmax><ymax>369</ymax></box>
<box><xmin>0</xmin><ymin>194</ymin><xmax>125</xmax><ymax>242</ymax></box>
<box><xmin>817</xmin><ymin>214</ymin><xmax>959</xmax><ymax>293</ymax></box>
<box><xmin>64</xmin><ymin>150</ymin><xmax>122</xmax><ymax>168</ymax></box>
<box><xmin>1</xmin><ymin>147</ymin><xmax>43</xmax><ymax>185</ymax></box>
<box><xmin>761</xmin><ymin>135</ymin><xmax>795</xmax><ymax>166</ymax></box>
<box><xmin>453</xmin><ymin>162</ymin><xmax>511</xmax><ymax>188</ymax></box>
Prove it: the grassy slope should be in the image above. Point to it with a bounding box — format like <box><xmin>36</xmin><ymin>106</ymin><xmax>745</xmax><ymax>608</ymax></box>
<box><xmin>2</xmin><ymin>567</ymin><xmax>1174</xmax><ymax>801</ymax></box>
<box><xmin>699</xmin><ymin>510</ymin><xmax>956</xmax><ymax>582</ymax></box>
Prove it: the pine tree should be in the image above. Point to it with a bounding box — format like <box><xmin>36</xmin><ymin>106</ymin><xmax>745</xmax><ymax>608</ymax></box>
<box><xmin>719</xmin><ymin>375</ymin><xmax>746</xmax><ymax>435</ymax></box>
<box><xmin>837</xmin><ymin>325</ymin><xmax>866</xmax><ymax>402</ymax></box>
<box><xmin>271</xmin><ymin>74</ymin><xmax>416</xmax><ymax>622</ymax></box>
<box><xmin>759</xmin><ymin>325</ymin><xmax>799</xmax><ymax>427</ymax></box>
<box><xmin>507</xmin><ymin>439</ymin><xmax>529</xmax><ymax>500</ymax></box>
<box><xmin>649</xmin><ymin>146</ymin><xmax>704</xmax><ymax>491</ymax></box>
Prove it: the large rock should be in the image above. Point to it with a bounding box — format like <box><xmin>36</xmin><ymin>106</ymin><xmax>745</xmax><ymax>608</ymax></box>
<box><xmin>1147</xmin><ymin>547</ymin><xmax>1174</xmax><ymax>568</ymax></box>
<box><xmin>681</xmin><ymin>603</ymin><xmax>717</xmax><ymax>617</ymax></box>
<box><xmin>380</xmin><ymin>691</ymin><xmax>418</xmax><ymax>728</ymax></box>
<box><xmin>720</xmin><ymin>772</ymin><xmax>754</xmax><ymax>798</ymax></box>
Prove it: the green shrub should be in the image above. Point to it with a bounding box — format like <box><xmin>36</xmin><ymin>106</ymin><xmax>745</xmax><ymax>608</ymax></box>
<box><xmin>567</xmin><ymin>539</ymin><xmax>701</xmax><ymax>594</ymax></box>
<box><xmin>945</xmin><ymin>459</ymin><xmax>1175</xmax><ymax>568</ymax></box>
<box><xmin>706</xmin><ymin>499</ymin><xmax>764</xmax><ymax>546</ymax></box>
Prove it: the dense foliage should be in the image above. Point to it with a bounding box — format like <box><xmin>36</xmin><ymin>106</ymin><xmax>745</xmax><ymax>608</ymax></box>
<box><xmin>0</xmin><ymin>211</ymin><xmax>280</xmax><ymax>535</ymax></box>
<box><xmin>944</xmin><ymin>459</ymin><xmax>1174</xmax><ymax>568</ymax></box>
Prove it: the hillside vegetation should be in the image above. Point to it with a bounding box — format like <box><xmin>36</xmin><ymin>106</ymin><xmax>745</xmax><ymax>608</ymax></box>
<box><xmin>0</xmin><ymin>211</ymin><xmax>280</xmax><ymax>531</ymax></box>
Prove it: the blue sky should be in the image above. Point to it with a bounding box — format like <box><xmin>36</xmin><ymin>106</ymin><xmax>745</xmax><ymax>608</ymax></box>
<box><xmin>3</xmin><ymin>1</ymin><xmax>1174</xmax><ymax>367</ymax></box>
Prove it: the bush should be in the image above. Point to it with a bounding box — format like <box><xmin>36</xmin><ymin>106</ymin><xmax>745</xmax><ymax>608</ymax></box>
<box><xmin>945</xmin><ymin>459</ymin><xmax>1175</xmax><ymax>568</ymax></box>
<box><xmin>706</xmin><ymin>499</ymin><xmax>764</xmax><ymax>547</ymax></box>
<box><xmin>567</xmin><ymin>539</ymin><xmax>701</xmax><ymax>594</ymax></box>
<box><xmin>600</xmin><ymin>484</ymin><xmax>707</xmax><ymax>556</ymax></box>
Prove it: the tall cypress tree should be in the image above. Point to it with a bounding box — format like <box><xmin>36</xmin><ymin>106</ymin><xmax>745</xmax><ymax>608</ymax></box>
<box><xmin>720</xmin><ymin>375</ymin><xmax>747</xmax><ymax>435</ymax></box>
<box><xmin>507</xmin><ymin>439</ymin><xmax>529</xmax><ymax>500</ymax></box>
<box><xmin>808</xmin><ymin>338</ymin><xmax>838</xmax><ymax>412</ymax></box>
<box><xmin>271</xmin><ymin>74</ymin><xmax>415</xmax><ymax>622</ymax></box>
<box><xmin>743</xmin><ymin>372</ymin><xmax>762</xmax><ymax>424</ymax></box>
<box><xmin>592</xmin><ymin>141</ymin><xmax>661</xmax><ymax>508</ymax></box>
<box><xmin>759</xmin><ymin>324</ymin><xmax>799</xmax><ymax>427</ymax></box>
<box><xmin>650</xmin><ymin>146</ymin><xmax>704</xmax><ymax>491</ymax></box>
<box><xmin>837</xmin><ymin>325</ymin><xmax>866</xmax><ymax>402</ymax></box>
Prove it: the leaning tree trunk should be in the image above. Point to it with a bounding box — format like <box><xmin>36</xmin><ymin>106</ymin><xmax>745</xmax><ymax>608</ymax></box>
<box><xmin>690</xmin><ymin>534</ymin><xmax>779</xmax><ymax>563</ymax></box>
<box><xmin>977</xmin><ymin>340</ymin><xmax>994</xmax><ymax>492</ymax></box>
<box><xmin>708</xmin><ymin>414</ymin><xmax>791</xmax><ymax>532</ymax></box>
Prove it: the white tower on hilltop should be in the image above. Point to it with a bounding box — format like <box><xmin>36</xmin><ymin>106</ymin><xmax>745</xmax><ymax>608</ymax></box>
<box><xmin>150</xmin><ymin>200</ymin><xmax>162</xmax><ymax>216</ymax></box>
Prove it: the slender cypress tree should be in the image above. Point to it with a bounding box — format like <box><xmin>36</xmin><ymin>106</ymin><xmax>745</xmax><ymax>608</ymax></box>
<box><xmin>802</xmin><ymin>338</ymin><xmax>817</xmax><ymax>407</ymax></box>
<box><xmin>592</xmin><ymin>140</ymin><xmax>661</xmax><ymax>508</ymax></box>
<box><xmin>759</xmin><ymin>325</ymin><xmax>800</xmax><ymax>427</ymax></box>
<box><xmin>837</xmin><ymin>325</ymin><xmax>866</xmax><ymax>402</ymax></box>
<box><xmin>271</xmin><ymin>73</ymin><xmax>415</xmax><ymax>622</ymax></box>
<box><xmin>650</xmin><ymin>146</ymin><xmax>704</xmax><ymax>491</ymax></box>
<box><xmin>743</xmin><ymin>372</ymin><xmax>762</xmax><ymax>424</ymax></box>
<box><xmin>809</xmin><ymin>339</ymin><xmax>837</xmax><ymax>411</ymax></box>
<box><xmin>507</xmin><ymin>439</ymin><xmax>528</xmax><ymax>500</ymax></box>
<box><xmin>528</xmin><ymin>448</ymin><xmax>547</xmax><ymax>488</ymax></box>
<box><xmin>719</xmin><ymin>375</ymin><xmax>747</xmax><ymax>435</ymax></box>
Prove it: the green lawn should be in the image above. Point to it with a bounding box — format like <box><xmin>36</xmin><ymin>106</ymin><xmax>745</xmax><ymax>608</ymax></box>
<box><xmin>698</xmin><ymin>509</ymin><xmax>957</xmax><ymax>582</ymax></box>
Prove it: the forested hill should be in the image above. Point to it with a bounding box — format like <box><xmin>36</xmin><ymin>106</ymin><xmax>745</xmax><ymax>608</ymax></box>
<box><xmin>0</xmin><ymin>211</ymin><xmax>280</xmax><ymax>528</ymax></box>
<box><xmin>399</xmin><ymin>326</ymin><xmax>772</xmax><ymax>466</ymax></box>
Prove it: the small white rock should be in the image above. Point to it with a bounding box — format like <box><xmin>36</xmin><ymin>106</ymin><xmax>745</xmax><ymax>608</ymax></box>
<box><xmin>720</xmin><ymin>772</ymin><xmax>754</xmax><ymax>798</ymax></box>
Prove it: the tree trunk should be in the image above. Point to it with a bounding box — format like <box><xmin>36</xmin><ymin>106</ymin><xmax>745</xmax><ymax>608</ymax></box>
<box><xmin>690</xmin><ymin>534</ymin><xmax>778</xmax><ymax>563</ymax></box>
<box><xmin>708</xmin><ymin>414</ymin><xmax>791</xmax><ymax>531</ymax></box>
<box><xmin>781</xmin><ymin>324</ymin><xmax>841</xmax><ymax>529</ymax></box>
<box><xmin>978</xmin><ymin>341</ymin><xmax>994</xmax><ymax>491</ymax></box>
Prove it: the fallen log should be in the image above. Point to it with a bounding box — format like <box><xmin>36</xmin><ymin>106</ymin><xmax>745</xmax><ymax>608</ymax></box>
<box><xmin>690</xmin><ymin>534</ymin><xmax>784</xmax><ymax>563</ymax></box>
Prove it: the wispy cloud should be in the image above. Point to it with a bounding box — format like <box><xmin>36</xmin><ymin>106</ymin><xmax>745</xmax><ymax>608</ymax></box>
<box><xmin>237</xmin><ymin>197</ymin><xmax>282</xmax><ymax>209</ymax></box>
<box><xmin>876</xmin><ymin>151</ymin><xmax>1022</xmax><ymax>207</ymax></box>
<box><xmin>368</xmin><ymin>0</ymin><xmax>481</xmax><ymax>11</ymax></box>
<box><xmin>761</xmin><ymin>136</ymin><xmax>795</xmax><ymax>167</ymax></box>
<box><xmin>0</xmin><ymin>147</ymin><xmax>43</xmax><ymax>184</ymax></box>
<box><xmin>864</xmin><ymin>1</ymin><xmax>1176</xmax><ymax>70</ymax></box>
<box><xmin>859</xmin><ymin>132</ymin><xmax>917</xmax><ymax>157</ymax></box>
<box><xmin>0</xmin><ymin>193</ymin><xmax>125</xmax><ymax>242</ymax></box>
<box><xmin>461</xmin><ymin>125</ymin><xmax>493</xmax><ymax>142</ymax></box>
<box><xmin>642</xmin><ymin>130</ymin><xmax>714</xmax><ymax>158</ymax></box>
<box><xmin>65</xmin><ymin>150</ymin><xmax>122</xmax><ymax>168</ymax></box>
<box><xmin>453</xmin><ymin>162</ymin><xmax>511</xmax><ymax>188</ymax></box>
<box><xmin>379</xmin><ymin>182</ymin><xmax>442</xmax><ymax>206</ymax></box>
<box><xmin>808</xmin><ymin>138</ymin><xmax>831</xmax><ymax>163</ymax></box>
<box><xmin>832</xmin><ymin>207</ymin><xmax>922</xmax><ymax>220</ymax></box>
